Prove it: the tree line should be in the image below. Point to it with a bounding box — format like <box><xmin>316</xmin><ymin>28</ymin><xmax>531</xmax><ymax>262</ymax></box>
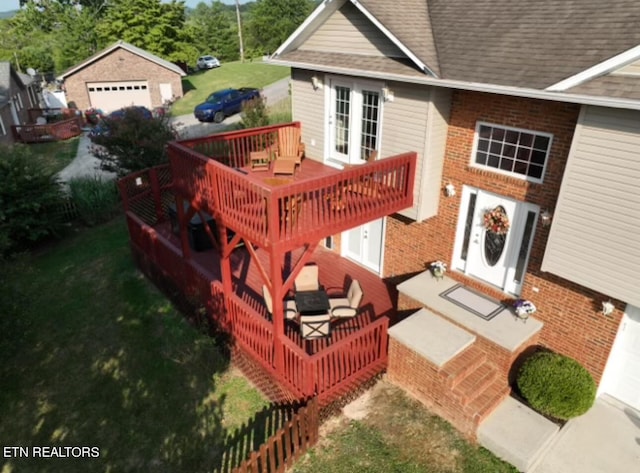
<box><xmin>0</xmin><ymin>0</ymin><xmax>317</xmax><ymax>77</ymax></box>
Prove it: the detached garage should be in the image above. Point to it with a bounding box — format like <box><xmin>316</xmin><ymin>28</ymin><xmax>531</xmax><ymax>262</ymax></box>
<box><xmin>58</xmin><ymin>40</ymin><xmax>185</xmax><ymax>113</ymax></box>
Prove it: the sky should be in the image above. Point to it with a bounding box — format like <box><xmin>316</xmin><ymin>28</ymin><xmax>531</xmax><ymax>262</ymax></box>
<box><xmin>0</xmin><ymin>1</ymin><xmax>248</xmax><ymax>14</ymax></box>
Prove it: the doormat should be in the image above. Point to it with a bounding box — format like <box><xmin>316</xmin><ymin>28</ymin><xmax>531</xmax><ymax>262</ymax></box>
<box><xmin>439</xmin><ymin>284</ymin><xmax>505</xmax><ymax>321</ymax></box>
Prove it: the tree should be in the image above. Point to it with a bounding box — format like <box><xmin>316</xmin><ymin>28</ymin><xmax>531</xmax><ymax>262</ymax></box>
<box><xmin>96</xmin><ymin>0</ymin><xmax>197</xmax><ymax>64</ymax></box>
<box><xmin>246</xmin><ymin>0</ymin><xmax>315</xmax><ymax>57</ymax></box>
<box><xmin>91</xmin><ymin>108</ymin><xmax>179</xmax><ymax>176</ymax></box>
<box><xmin>187</xmin><ymin>1</ymin><xmax>239</xmax><ymax>62</ymax></box>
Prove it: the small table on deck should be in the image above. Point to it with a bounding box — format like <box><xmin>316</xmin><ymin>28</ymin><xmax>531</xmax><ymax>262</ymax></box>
<box><xmin>273</xmin><ymin>159</ymin><xmax>296</xmax><ymax>175</ymax></box>
<box><xmin>295</xmin><ymin>289</ymin><xmax>330</xmax><ymax>315</ymax></box>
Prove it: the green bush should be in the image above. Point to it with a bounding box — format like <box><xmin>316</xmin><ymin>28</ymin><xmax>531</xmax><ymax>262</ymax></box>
<box><xmin>91</xmin><ymin>108</ymin><xmax>178</xmax><ymax>176</ymax></box>
<box><xmin>239</xmin><ymin>96</ymin><xmax>270</xmax><ymax>129</ymax></box>
<box><xmin>0</xmin><ymin>146</ymin><xmax>66</xmax><ymax>255</ymax></box>
<box><xmin>68</xmin><ymin>176</ymin><xmax>120</xmax><ymax>226</ymax></box>
<box><xmin>517</xmin><ymin>351</ymin><xmax>596</xmax><ymax>420</ymax></box>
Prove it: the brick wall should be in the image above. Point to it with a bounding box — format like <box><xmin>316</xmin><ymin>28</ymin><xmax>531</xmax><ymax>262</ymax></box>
<box><xmin>384</xmin><ymin>90</ymin><xmax>623</xmax><ymax>382</ymax></box>
<box><xmin>64</xmin><ymin>48</ymin><xmax>183</xmax><ymax>111</ymax></box>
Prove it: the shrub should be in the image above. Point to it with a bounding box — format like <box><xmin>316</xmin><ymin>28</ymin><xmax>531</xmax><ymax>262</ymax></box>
<box><xmin>68</xmin><ymin>176</ymin><xmax>120</xmax><ymax>226</ymax></box>
<box><xmin>91</xmin><ymin>108</ymin><xmax>178</xmax><ymax>176</ymax></box>
<box><xmin>239</xmin><ymin>96</ymin><xmax>269</xmax><ymax>129</ymax></box>
<box><xmin>0</xmin><ymin>146</ymin><xmax>66</xmax><ymax>255</ymax></box>
<box><xmin>517</xmin><ymin>351</ymin><xmax>596</xmax><ymax>420</ymax></box>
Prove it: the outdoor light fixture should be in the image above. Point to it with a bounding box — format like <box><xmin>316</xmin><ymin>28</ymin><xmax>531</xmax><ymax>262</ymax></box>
<box><xmin>381</xmin><ymin>86</ymin><xmax>394</xmax><ymax>102</ymax></box>
<box><xmin>444</xmin><ymin>182</ymin><xmax>456</xmax><ymax>197</ymax></box>
<box><xmin>311</xmin><ymin>75</ymin><xmax>322</xmax><ymax>90</ymax></box>
<box><xmin>602</xmin><ymin>301</ymin><xmax>615</xmax><ymax>316</ymax></box>
<box><xmin>540</xmin><ymin>209</ymin><xmax>553</xmax><ymax>226</ymax></box>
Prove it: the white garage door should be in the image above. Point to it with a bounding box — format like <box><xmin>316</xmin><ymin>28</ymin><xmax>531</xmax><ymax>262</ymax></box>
<box><xmin>601</xmin><ymin>305</ymin><xmax>640</xmax><ymax>411</ymax></box>
<box><xmin>87</xmin><ymin>81</ymin><xmax>152</xmax><ymax>113</ymax></box>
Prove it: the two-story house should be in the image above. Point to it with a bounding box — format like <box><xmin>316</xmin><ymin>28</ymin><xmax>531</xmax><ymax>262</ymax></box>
<box><xmin>263</xmin><ymin>0</ymin><xmax>640</xmax><ymax>426</ymax></box>
<box><xmin>0</xmin><ymin>62</ymin><xmax>39</xmax><ymax>146</ymax></box>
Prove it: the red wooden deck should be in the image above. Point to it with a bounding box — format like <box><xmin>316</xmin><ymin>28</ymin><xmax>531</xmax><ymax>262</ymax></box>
<box><xmin>118</xmin><ymin>122</ymin><xmax>416</xmax><ymax>406</ymax></box>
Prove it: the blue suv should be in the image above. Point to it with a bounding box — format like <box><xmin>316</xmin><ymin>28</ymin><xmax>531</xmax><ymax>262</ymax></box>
<box><xmin>193</xmin><ymin>87</ymin><xmax>260</xmax><ymax>123</ymax></box>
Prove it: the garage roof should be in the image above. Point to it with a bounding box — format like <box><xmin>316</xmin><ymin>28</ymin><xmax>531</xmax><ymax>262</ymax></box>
<box><xmin>57</xmin><ymin>40</ymin><xmax>186</xmax><ymax>80</ymax></box>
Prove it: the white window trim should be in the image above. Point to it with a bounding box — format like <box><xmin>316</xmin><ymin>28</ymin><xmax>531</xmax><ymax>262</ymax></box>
<box><xmin>324</xmin><ymin>75</ymin><xmax>385</xmax><ymax>166</ymax></box>
<box><xmin>469</xmin><ymin>121</ymin><xmax>553</xmax><ymax>184</ymax></box>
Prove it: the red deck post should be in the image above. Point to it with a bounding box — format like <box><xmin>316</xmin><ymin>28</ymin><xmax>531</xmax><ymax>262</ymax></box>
<box><xmin>270</xmin><ymin>246</ymin><xmax>285</xmax><ymax>375</ymax></box>
<box><xmin>149</xmin><ymin>168</ymin><xmax>164</xmax><ymax>223</ymax></box>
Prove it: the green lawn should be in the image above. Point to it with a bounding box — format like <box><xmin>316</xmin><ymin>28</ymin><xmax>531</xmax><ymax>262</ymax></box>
<box><xmin>171</xmin><ymin>60</ymin><xmax>291</xmax><ymax>116</ymax></box>
<box><xmin>19</xmin><ymin>138</ymin><xmax>80</xmax><ymax>175</ymax></box>
<box><xmin>0</xmin><ymin>217</ymin><xmax>269</xmax><ymax>473</ymax></box>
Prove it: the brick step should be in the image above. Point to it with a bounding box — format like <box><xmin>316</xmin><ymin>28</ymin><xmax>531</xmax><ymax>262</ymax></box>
<box><xmin>465</xmin><ymin>379</ymin><xmax>511</xmax><ymax>428</ymax></box>
<box><xmin>453</xmin><ymin>363</ymin><xmax>499</xmax><ymax>406</ymax></box>
<box><xmin>441</xmin><ymin>345</ymin><xmax>487</xmax><ymax>388</ymax></box>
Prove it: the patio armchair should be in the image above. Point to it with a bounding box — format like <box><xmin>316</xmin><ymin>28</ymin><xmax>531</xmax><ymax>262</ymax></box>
<box><xmin>329</xmin><ymin>280</ymin><xmax>363</xmax><ymax>318</ymax></box>
<box><xmin>294</xmin><ymin>263</ymin><xmax>319</xmax><ymax>292</ymax></box>
<box><xmin>300</xmin><ymin>313</ymin><xmax>331</xmax><ymax>339</ymax></box>
<box><xmin>262</xmin><ymin>285</ymin><xmax>298</xmax><ymax>320</ymax></box>
<box><xmin>275</xmin><ymin>126</ymin><xmax>304</xmax><ymax>165</ymax></box>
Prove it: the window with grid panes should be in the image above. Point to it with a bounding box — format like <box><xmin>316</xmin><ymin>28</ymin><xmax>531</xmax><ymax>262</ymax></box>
<box><xmin>473</xmin><ymin>122</ymin><xmax>552</xmax><ymax>182</ymax></box>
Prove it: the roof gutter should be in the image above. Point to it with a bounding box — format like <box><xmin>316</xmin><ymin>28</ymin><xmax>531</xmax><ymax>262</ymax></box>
<box><xmin>266</xmin><ymin>58</ymin><xmax>640</xmax><ymax>111</ymax></box>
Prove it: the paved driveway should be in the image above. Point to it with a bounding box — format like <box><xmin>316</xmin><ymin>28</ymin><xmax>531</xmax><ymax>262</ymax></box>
<box><xmin>532</xmin><ymin>395</ymin><xmax>640</xmax><ymax>473</ymax></box>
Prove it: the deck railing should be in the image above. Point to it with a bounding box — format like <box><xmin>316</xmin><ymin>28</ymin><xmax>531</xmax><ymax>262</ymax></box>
<box><xmin>11</xmin><ymin>115</ymin><xmax>83</xmax><ymax>143</ymax></box>
<box><xmin>123</xmin><ymin>209</ymin><xmax>389</xmax><ymax>405</ymax></box>
<box><xmin>168</xmin><ymin>122</ymin><xmax>416</xmax><ymax>248</ymax></box>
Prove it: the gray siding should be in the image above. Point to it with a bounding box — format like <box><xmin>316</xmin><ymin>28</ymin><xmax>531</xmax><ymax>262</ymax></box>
<box><xmin>612</xmin><ymin>59</ymin><xmax>640</xmax><ymax>76</ymax></box>
<box><xmin>416</xmin><ymin>88</ymin><xmax>452</xmax><ymax>220</ymax></box>
<box><xmin>542</xmin><ymin>106</ymin><xmax>640</xmax><ymax>306</ymax></box>
<box><xmin>300</xmin><ymin>1</ymin><xmax>404</xmax><ymax>58</ymax></box>
<box><xmin>291</xmin><ymin>69</ymin><xmax>325</xmax><ymax>162</ymax></box>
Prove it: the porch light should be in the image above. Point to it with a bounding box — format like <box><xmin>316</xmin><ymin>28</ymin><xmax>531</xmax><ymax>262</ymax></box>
<box><xmin>311</xmin><ymin>75</ymin><xmax>323</xmax><ymax>90</ymax></box>
<box><xmin>540</xmin><ymin>209</ymin><xmax>552</xmax><ymax>226</ymax></box>
<box><xmin>381</xmin><ymin>86</ymin><xmax>394</xmax><ymax>102</ymax></box>
<box><xmin>602</xmin><ymin>300</ymin><xmax>615</xmax><ymax>316</ymax></box>
<box><xmin>444</xmin><ymin>182</ymin><xmax>456</xmax><ymax>197</ymax></box>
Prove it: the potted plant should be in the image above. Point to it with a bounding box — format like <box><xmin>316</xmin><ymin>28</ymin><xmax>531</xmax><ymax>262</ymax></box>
<box><xmin>513</xmin><ymin>299</ymin><xmax>536</xmax><ymax>320</ymax></box>
<box><xmin>430</xmin><ymin>261</ymin><xmax>447</xmax><ymax>280</ymax></box>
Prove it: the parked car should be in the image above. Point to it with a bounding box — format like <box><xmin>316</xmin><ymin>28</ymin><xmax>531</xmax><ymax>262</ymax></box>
<box><xmin>196</xmin><ymin>55</ymin><xmax>221</xmax><ymax>70</ymax></box>
<box><xmin>88</xmin><ymin>106</ymin><xmax>153</xmax><ymax>139</ymax></box>
<box><xmin>193</xmin><ymin>87</ymin><xmax>260</xmax><ymax>123</ymax></box>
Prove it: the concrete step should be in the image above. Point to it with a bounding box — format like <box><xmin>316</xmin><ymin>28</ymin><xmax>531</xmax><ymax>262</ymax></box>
<box><xmin>453</xmin><ymin>362</ymin><xmax>499</xmax><ymax>406</ymax></box>
<box><xmin>387</xmin><ymin>308</ymin><xmax>475</xmax><ymax>368</ymax></box>
<box><xmin>478</xmin><ymin>396</ymin><xmax>560</xmax><ymax>472</ymax></box>
<box><xmin>441</xmin><ymin>344</ymin><xmax>487</xmax><ymax>388</ymax></box>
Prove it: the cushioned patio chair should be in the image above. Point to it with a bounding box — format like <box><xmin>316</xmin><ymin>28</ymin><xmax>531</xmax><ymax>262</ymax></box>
<box><xmin>329</xmin><ymin>280</ymin><xmax>363</xmax><ymax>318</ymax></box>
<box><xmin>294</xmin><ymin>263</ymin><xmax>319</xmax><ymax>292</ymax></box>
<box><xmin>262</xmin><ymin>284</ymin><xmax>298</xmax><ymax>320</ymax></box>
<box><xmin>300</xmin><ymin>313</ymin><xmax>331</xmax><ymax>339</ymax></box>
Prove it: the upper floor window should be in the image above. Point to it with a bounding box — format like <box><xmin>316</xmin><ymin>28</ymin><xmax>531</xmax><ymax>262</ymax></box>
<box><xmin>472</xmin><ymin>122</ymin><xmax>552</xmax><ymax>182</ymax></box>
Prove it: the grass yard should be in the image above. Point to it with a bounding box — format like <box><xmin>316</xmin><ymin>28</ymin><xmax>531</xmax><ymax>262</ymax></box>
<box><xmin>293</xmin><ymin>381</ymin><xmax>519</xmax><ymax>473</ymax></box>
<box><xmin>0</xmin><ymin>216</ymin><xmax>269</xmax><ymax>473</ymax></box>
<box><xmin>18</xmin><ymin>137</ymin><xmax>80</xmax><ymax>175</ymax></box>
<box><xmin>171</xmin><ymin>60</ymin><xmax>291</xmax><ymax>116</ymax></box>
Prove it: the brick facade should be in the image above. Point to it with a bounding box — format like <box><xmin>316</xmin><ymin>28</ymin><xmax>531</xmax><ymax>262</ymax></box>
<box><xmin>383</xmin><ymin>90</ymin><xmax>623</xmax><ymax>382</ymax></box>
<box><xmin>63</xmin><ymin>48</ymin><xmax>183</xmax><ymax>111</ymax></box>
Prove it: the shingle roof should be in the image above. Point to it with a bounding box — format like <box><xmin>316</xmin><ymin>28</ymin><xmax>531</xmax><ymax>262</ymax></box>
<box><xmin>568</xmin><ymin>75</ymin><xmax>640</xmax><ymax>100</ymax></box>
<box><xmin>57</xmin><ymin>40</ymin><xmax>186</xmax><ymax>80</ymax></box>
<box><xmin>279</xmin><ymin>0</ymin><xmax>640</xmax><ymax>94</ymax></box>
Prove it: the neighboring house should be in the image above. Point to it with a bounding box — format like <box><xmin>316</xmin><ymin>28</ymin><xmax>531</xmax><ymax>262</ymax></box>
<box><xmin>0</xmin><ymin>62</ymin><xmax>39</xmax><ymax>146</ymax></box>
<box><xmin>265</xmin><ymin>0</ymin><xmax>640</xmax><ymax>427</ymax></box>
<box><xmin>57</xmin><ymin>40</ymin><xmax>186</xmax><ymax>113</ymax></box>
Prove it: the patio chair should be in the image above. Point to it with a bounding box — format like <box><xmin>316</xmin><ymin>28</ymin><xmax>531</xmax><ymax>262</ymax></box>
<box><xmin>275</xmin><ymin>126</ymin><xmax>304</xmax><ymax>165</ymax></box>
<box><xmin>294</xmin><ymin>263</ymin><xmax>319</xmax><ymax>292</ymax></box>
<box><xmin>262</xmin><ymin>285</ymin><xmax>298</xmax><ymax>320</ymax></box>
<box><xmin>329</xmin><ymin>280</ymin><xmax>363</xmax><ymax>318</ymax></box>
<box><xmin>300</xmin><ymin>313</ymin><xmax>331</xmax><ymax>339</ymax></box>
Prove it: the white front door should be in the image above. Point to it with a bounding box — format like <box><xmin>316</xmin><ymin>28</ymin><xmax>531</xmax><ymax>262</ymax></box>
<box><xmin>343</xmin><ymin>218</ymin><xmax>384</xmax><ymax>273</ymax></box>
<box><xmin>327</xmin><ymin>77</ymin><xmax>382</xmax><ymax>165</ymax></box>
<box><xmin>601</xmin><ymin>305</ymin><xmax>640</xmax><ymax>410</ymax></box>
<box><xmin>453</xmin><ymin>187</ymin><xmax>538</xmax><ymax>294</ymax></box>
<box><xmin>159</xmin><ymin>83</ymin><xmax>173</xmax><ymax>104</ymax></box>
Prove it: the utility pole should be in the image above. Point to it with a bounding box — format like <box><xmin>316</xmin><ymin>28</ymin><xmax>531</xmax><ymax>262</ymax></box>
<box><xmin>235</xmin><ymin>0</ymin><xmax>244</xmax><ymax>63</ymax></box>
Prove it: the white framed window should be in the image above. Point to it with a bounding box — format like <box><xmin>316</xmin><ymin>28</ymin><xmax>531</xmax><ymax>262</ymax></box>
<box><xmin>471</xmin><ymin>122</ymin><xmax>553</xmax><ymax>183</ymax></box>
